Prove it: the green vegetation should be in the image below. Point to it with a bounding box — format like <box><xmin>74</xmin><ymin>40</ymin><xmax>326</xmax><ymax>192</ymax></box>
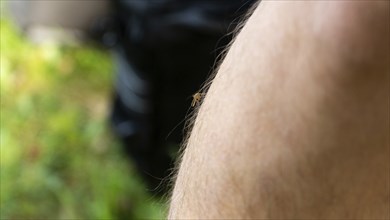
<box><xmin>0</xmin><ymin>16</ymin><xmax>165</xmax><ymax>219</ymax></box>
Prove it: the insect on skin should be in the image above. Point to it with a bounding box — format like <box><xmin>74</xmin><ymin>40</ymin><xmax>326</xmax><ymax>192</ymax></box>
<box><xmin>191</xmin><ymin>93</ymin><xmax>205</xmax><ymax>107</ymax></box>
<box><xmin>166</xmin><ymin>92</ymin><xmax>206</xmax><ymax>139</ymax></box>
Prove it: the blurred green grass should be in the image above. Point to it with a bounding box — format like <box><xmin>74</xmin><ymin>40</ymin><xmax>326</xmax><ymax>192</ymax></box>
<box><xmin>0</xmin><ymin>15</ymin><xmax>165</xmax><ymax>220</ymax></box>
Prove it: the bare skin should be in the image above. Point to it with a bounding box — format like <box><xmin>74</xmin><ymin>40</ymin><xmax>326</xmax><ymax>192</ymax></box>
<box><xmin>169</xmin><ymin>1</ymin><xmax>389</xmax><ymax>219</ymax></box>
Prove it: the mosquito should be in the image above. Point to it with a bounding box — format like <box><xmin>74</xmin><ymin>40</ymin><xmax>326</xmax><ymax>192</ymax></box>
<box><xmin>165</xmin><ymin>92</ymin><xmax>206</xmax><ymax>140</ymax></box>
<box><xmin>191</xmin><ymin>92</ymin><xmax>205</xmax><ymax>107</ymax></box>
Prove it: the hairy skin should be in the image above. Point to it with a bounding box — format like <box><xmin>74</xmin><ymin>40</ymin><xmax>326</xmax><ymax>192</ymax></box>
<box><xmin>169</xmin><ymin>1</ymin><xmax>389</xmax><ymax>219</ymax></box>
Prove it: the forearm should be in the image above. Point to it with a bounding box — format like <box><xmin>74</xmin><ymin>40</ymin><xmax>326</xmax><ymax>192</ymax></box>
<box><xmin>169</xmin><ymin>1</ymin><xmax>389</xmax><ymax>219</ymax></box>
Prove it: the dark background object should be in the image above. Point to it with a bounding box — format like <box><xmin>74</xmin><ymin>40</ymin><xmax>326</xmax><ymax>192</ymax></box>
<box><xmin>110</xmin><ymin>0</ymin><xmax>257</xmax><ymax>193</ymax></box>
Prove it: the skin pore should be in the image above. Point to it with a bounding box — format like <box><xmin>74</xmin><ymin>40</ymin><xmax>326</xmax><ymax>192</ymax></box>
<box><xmin>169</xmin><ymin>1</ymin><xmax>389</xmax><ymax>219</ymax></box>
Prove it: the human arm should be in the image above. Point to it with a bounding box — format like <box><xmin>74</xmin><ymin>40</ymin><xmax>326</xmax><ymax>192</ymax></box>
<box><xmin>169</xmin><ymin>1</ymin><xmax>389</xmax><ymax>219</ymax></box>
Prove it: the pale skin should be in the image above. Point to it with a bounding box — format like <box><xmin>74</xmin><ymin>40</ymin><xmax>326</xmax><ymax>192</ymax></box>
<box><xmin>169</xmin><ymin>1</ymin><xmax>389</xmax><ymax>219</ymax></box>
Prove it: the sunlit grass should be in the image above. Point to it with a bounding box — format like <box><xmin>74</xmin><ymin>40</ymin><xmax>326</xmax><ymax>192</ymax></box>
<box><xmin>0</xmin><ymin>16</ymin><xmax>165</xmax><ymax>219</ymax></box>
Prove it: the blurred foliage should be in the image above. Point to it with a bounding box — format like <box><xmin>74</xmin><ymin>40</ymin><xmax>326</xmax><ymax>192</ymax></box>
<box><xmin>0</xmin><ymin>15</ymin><xmax>165</xmax><ymax>220</ymax></box>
